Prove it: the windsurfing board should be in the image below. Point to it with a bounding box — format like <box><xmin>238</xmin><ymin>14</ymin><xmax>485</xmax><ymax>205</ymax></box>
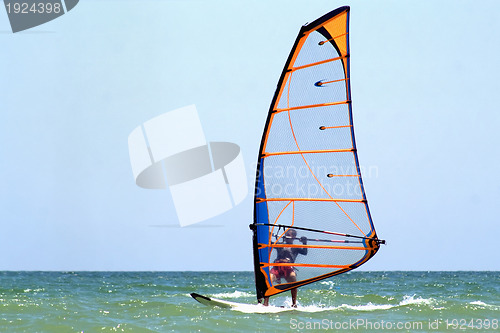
<box><xmin>190</xmin><ymin>293</ymin><xmax>236</xmax><ymax>309</ymax></box>
<box><xmin>190</xmin><ymin>293</ymin><xmax>292</xmax><ymax>313</ymax></box>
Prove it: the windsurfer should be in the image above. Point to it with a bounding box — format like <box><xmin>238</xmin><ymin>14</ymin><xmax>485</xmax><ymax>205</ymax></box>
<box><xmin>263</xmin><ymin>228</ymin><xmax>307</xmax><ymax>307</ymax></box>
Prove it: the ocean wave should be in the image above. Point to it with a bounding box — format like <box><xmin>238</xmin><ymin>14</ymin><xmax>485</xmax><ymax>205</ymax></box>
<box><xmin>23</xmin><ymin>288</ymin><xmax>45</xmax><ymax>293</ymax></box>
<box><xmin>336</xmin><ymin>302</ymin><xmax>395</xmax><ymax>311</ymax></box>
<box><xmin>470</xmin><ymin>301</ymin><xmax>499</xmax><ymax>310</ymax></box>
<box><xmin>319</xmin><ymin>281</ymin><xmax>335</xmax><ymax>288</ymax></box>
<box><xmin>400</xmin><ymin>295</ymin><xmax>434</xmax><ymax>306</ymax></box>
<box><xmin>230</xmin><ymin>303</ymin><xmax>295</xmax><ymax>314</ymax></box>
<box><xmin>315</xmin><ymin>295</ymin><xmax>435</xmax><ymax>312</ymax></box>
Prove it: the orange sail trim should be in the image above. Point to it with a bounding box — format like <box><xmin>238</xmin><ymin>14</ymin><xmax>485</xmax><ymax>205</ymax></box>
<box><xmin>260</xmin><ymin>113</ymin><xmax>275</xmax><ymax>155</ymax></box>
<box><xmin>318</xmin><ymin>32</ymin><xmax>348</xmax><ymax>45</ymax></box>
<box><xmin>290</xmin><ymin>54</ymin><xmax>348</xmax><ymax>72</ymax></box>
<box><xmin>269</xmin><ymin>201</ymin><xmax>293</xmax><ymax>240</ymax></box>
<box><xmin>274</xmin><ymin>100</ymin><xmax>350</xmax><ymax>113</ymax></box>
<box><xmin>262</xmin><ymin>148</ymin><xmax>354</xmax><ymax>158</ymax></box>
<box><xmin>320</xmin><ymin>125</ymin><xmax>352</xmax><ymax>129</ymax></box>
<box><xmin>316</xmin><ymin>78</ymin><xmax>348</xmax><ymax>86</ymax></box>
<box><xmin>322</xmin><ymin>11</ymin><xmax>349</xmax><ymax>74</ymax></box>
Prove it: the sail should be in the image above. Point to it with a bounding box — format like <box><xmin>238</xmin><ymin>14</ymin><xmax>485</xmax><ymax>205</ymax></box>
<box><xmin>251</xmin><ymin>6</ymin><xmax>383</xmax><ymax>300</ymax></box>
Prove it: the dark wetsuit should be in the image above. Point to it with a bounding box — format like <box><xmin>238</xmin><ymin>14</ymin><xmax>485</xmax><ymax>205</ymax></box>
<box><xmin>271</xmin><ymin>243</ymin><xmax>307</xmax><ymax>280</ymax></box>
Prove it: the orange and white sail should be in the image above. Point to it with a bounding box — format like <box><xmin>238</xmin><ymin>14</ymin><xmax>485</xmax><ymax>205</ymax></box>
<box><xmin>250</xmin><ymin>6</ymin><xmax>384</xmax><ymax>301</ymax></box>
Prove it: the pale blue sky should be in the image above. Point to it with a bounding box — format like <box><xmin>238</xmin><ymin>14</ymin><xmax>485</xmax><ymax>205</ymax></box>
<box><xmin>1</xmin><ymin>0</ymin><xmax>499</xmax><ymax>271</ymax></box>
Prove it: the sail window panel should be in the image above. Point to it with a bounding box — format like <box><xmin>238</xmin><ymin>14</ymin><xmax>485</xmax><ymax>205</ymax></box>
<box><xmin>264</xmin><ymin>119</ymin><xmax>352</xmax><ymax>153</ymax></box>
<box><xmin>276</xmin><ymin>61</ymin><xmax>347</xmax><ymax>110</ymax></box>
<box><xmin>338</xmin><ymin>201</ymin><xmax>374</xmax><ymax>235</ymax></box>
<box><xmin>293</xmin><ymin>30</ymin><xmax>341</xmax><ymax>68</ymax></box>
<box><xmin>264</xmin><ymin>200</ymin><xmax>293</xmax><ymax>226</ymax></box>
<box><xmin>262</xmin><ymin>172</ymin><xmax>364</xmax><ymax>201</ymax></box>
<box><xmin>268</xmin><ymin>248</ymin><xmax>366</xmax><ymax>286</ymax></box>
<box><xmin>265</xmin><ymin>104</ymin><xmax>353</xmax><ymax>153</ymax></box>
<box><xmin>269</xmin><ymin>246</ymin><xmax>367</xmax><ymax>269</ymax></box>
<box><xmin>264</xmin><ymin>201</ymin><xmax>370</xmax><ymax>239</ymax></box>
<box><xmin>266</xmin><ymin>109</ymin><xmax>353</xmax><ymax>153</ymax></box>
<box><xmin>293</xmin><ymin>201</ymin><xmax>371</xmax><ymax>237</ymax></box>
<box><xmin>270</xmin><ymin>229</ymin><xmax>367</xmax><ymax>250</ymax></box>
<box><xmin>272</xmin><ymin>267</ymin><xmax>346</xmax><ymax>287</ymax></box>
<box><xmin>262</xmin><ymin>153</ymin><xmax>362</xmax><ymax>200</ymax></box>
<box><xmin>264</xmin><ymin>112</ymin><xmax>296</xmax><ymax>153</ymax></box>
<box><xmin>271</xmin><ymin>175</ymin><xmax>361</xmax><ymax>201</ymax></box>
<box><xmin>263</xmin><ymin>152</ymin><xmax>357</xmax><ymax>177</ymax></box>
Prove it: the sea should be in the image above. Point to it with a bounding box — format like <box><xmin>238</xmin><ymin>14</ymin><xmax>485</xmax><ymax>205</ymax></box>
<box><xmin>0</xmin><ymin>271</ymin><xmax>498</xmax><ymax>332</ymax></box>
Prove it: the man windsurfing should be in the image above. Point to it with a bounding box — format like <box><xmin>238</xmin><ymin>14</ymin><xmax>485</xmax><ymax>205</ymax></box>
<box><xmin>263</xmin><ymin>228</ymin><xmax>307</xmax><ymax>307</ymax></box>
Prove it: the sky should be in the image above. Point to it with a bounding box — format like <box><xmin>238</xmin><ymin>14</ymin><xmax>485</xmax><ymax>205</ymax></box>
<box><xmin>1</xmin><ymin>0</ymin><xmax>499</xmax><ymax>271</ymax></box>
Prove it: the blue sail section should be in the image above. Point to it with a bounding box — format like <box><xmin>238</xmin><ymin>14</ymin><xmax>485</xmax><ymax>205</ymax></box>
<box><xmin>255</xmin><ymin>158</ymin><xmax>270</xmax><ymax>284</ymax></box>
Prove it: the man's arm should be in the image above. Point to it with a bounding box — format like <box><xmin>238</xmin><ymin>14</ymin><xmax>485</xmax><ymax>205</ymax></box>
<box><xmin>297</xmin><ymin>236</ymin><xmax>308</xmax><ymax>255</ymax></box>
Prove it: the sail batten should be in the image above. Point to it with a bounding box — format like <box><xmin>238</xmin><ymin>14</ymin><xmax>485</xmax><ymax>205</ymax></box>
<box><xmin>256</xmin><ymin>198</ymin><xmax>365</xmax><ymax>203</ymax></box>
<box><xmin>274</xmin><ymin>100</ymin><xmax>351</xmax><ymax>113</ymax></box>
<box><xmin>251</xmin><ymin>6</ymin><xmax>382</xmax><ymax>302</ymax></box>
<box><xmin>258</xmin><ymin>244</ymin><xmax>372</xmax><ymax>251</ymax></box>
<box><xmin>262</xmin><ymin>148</ymin><xmax>355</xmax><ymax>157</ymax></box>
<box><xmin>290</xmin><ymin>54</ymin><xmax>349</xmax><ymax>72</ymax></box>
<box><xmin>261</xmin><ymin>263</ymin><xmax>352</xmax><ymax>269</ymax></box>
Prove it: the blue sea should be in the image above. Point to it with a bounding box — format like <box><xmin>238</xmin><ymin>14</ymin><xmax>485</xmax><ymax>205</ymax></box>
<box><xmin>0</xmin><ymin>271</ymin><xmax>498</xmax><ymax>332</ymax></box>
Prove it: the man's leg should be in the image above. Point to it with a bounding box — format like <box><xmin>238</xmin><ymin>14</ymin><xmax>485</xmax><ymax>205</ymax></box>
<box><xmin>286</xmin><ymin>271</ymin><xmax>298</xmax><ymax>307</ymax></box>
<box><xmin>291</xmin><ymin>288</ymin><xmax>297</xmax><ymax>307</ymax></box>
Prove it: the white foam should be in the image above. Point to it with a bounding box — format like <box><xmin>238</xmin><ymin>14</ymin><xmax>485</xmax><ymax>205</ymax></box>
<box><xmin>230</xmin><ymin>303</ymin><xmax>295</xmax><ymax>314</ymax></box>
<box><xmin>400</xmin><ymin>295</ymin><xmax>433</xmax><ymax>306</ymax></box>
<box><xmin>312</xmin><ymin>295</ymin><xmax>434</xmax><ymax>312</ymax></box>
<box><xmin>210</xmin><ymin>290</ymin><xmax>253</xmax><ymax>299</ymax></box>
<box><xmin>470</xmin><ymin>301</ymin><xmax>499</xmax><ymax>310</ymax></box>
<box><xmin>298</xmin><ymin>305</ymin><xmax>341</xmax><ymax>313</ymax></box>
<box><xmin>337</xmin><ymin>302</ymin><xmax>395</xmax><ymax>311</ymax></box>
<box><xmin>319</xmin><ymin>281</ymin><xmax>335</xmax><ymax>289</ymax></box>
